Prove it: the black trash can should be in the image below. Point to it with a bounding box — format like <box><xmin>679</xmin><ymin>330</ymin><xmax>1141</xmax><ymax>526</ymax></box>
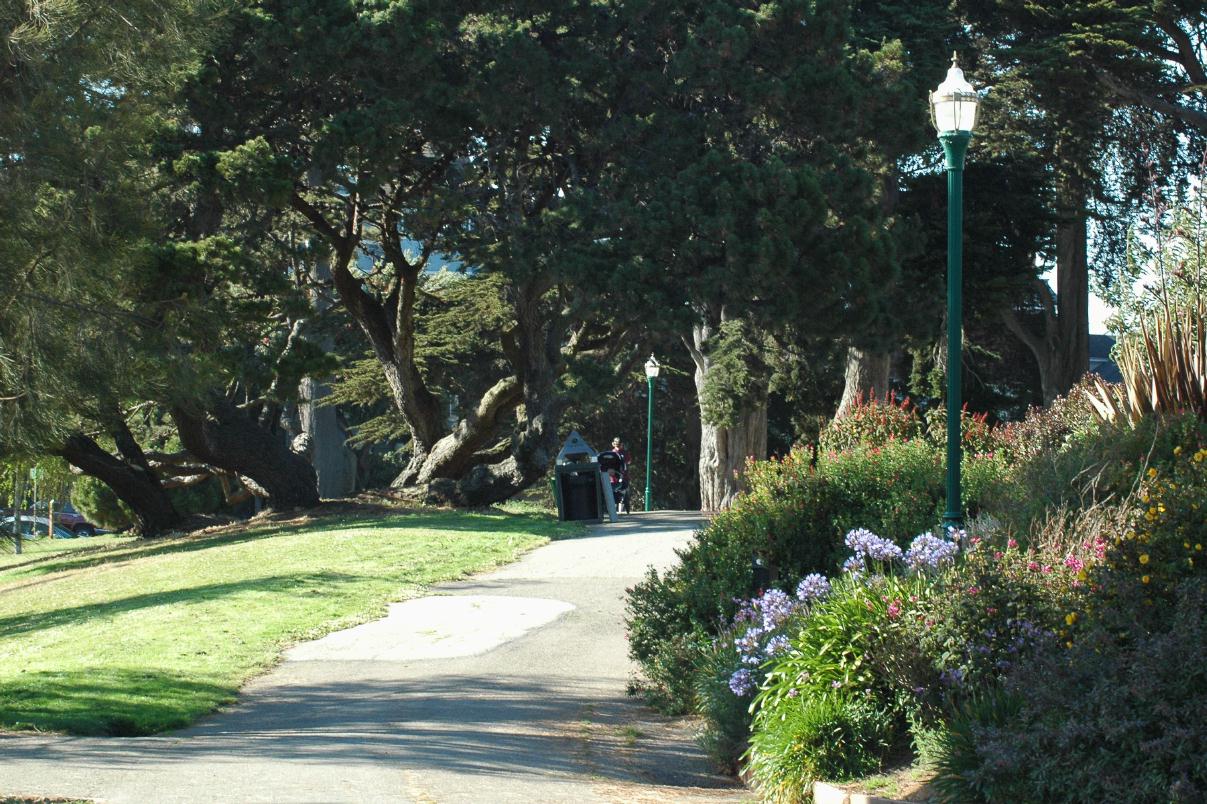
<box><xmin>561</xmin><ymin>471</ymin><xmax>599</xmax><ymax>521</ymax></box>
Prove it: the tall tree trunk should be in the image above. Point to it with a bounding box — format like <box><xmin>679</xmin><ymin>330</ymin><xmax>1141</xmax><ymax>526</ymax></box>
<box><xmin>172</xmin><ymin>401</ymin><xmax>320</xmax><ymax>510</ymax></box>
<box><xmin>1002</xmin><ymin>207</ymin><xmax>1090</xmax><ymax>406</ymax></box>
<box><xmin>1052</xmin><ymin>210</ymin><xmax>1090</xmax><ymax>393</ymax></box>
<box><xmin>57</xmin><ymin>434</ymin><xmax>183</xmax><ymax>536</ymax></box>
<box><xmin>297</xmin><ymin>244</ymin><xmax>356</xmax><ymax>498</ymax></box>
<box><xmin>687</xmin><ymin>319</ymin><xmax>768</xmax><ymax>512</ymax></box>
<box><xmin>834</xmin><ymin>347</ymin><xmax>892</xmax><ymax>418</ymax></box>
<box><xmin>298</xmin><ymin>379</ymin><xmax>357</xmax><ymax>498</ymax></box>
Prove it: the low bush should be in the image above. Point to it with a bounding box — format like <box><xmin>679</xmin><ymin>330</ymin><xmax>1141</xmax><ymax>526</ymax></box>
<box><xmin>704</xmin><ymin>524</ymin><xmax>1090</xmax><ymax>799</ymax></box>
<box><xmin>745</xmin><ymin>539</ymin><xmax>953</xmax><ymax>798</ymax></box>
<box><xmin>992</xmin><ymin>404</ymin><xmax>1200</xmax><ymax>536</ymax></box>
<box><xmin>819</xmin><ymin>394</ymin><xmax>921</xmax><ymax>454</ymax></box>
<box><xmin>932</xmin><ymin>578</ymin><xmax>1207</xmax><ymax>803</ymax></box>
<box><xmin>912</xmin><ymin>532</ymin><xmax>1087</xmax><ymax>702</ymax></box>
<box><xmin>693</xmin><ymin>636</ymin><xmax>753</xmax><ymax>775</ymax></box>
<box><xmin>931</xmin><ymin>424</ymin><xmax>1207</xmax><ymax>802</ymax></box>
<box><xmin>625</xmin><ymin>441</ymin><xmax>1007</xmax><ymax>712</ymax></box>
<box><xmin>747</xmin><ymin>692</ymin><xmax>896</xmax><ymax>803</ymax></box>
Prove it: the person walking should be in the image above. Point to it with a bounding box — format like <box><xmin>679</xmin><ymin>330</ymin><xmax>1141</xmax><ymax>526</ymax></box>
<box><xmin>611</xmin><ymin>437</ymin><xmax>634</xmax><ymax>513</ymax></box>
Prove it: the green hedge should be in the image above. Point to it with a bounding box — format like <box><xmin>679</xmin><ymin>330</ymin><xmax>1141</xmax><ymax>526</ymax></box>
<box><xmin>625</xmin><ymin>438</ymin><xmax>1007</xmax><ymax>712</ymax></box>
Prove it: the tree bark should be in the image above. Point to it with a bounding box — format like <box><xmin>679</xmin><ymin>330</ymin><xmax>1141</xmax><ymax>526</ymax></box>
<box><xmin>397</xmin><ymin>279</ymin><xmax>562</xmax><ymax>505</ymax></box>
<box><xmin>687</xmin><ymin>319</ymin><xmax>768</xmax><ymax>512</ymax></box>
<box><xmin>57</xmin><ymin>434</ymin><xmax>183</xmax><ymax>536</ymax></box>
<box><xmin>1002</xmin><ymin>208</ymin><xmax>1090</xmax><ymax>406</ymax></box>
<box><xmin>297</xmin><ymin>234</ymin><xmax>357</xmax><ymax>498</ymax></box>
<box><xmin>172</xmin><ymin>400</ymin><xmax>320</xmax><ymax>510</ymax></box>
<box><xmin>298</xmin><ymin>378</ymin><xmax>358</xmax><ymax>498</ymax></box>
<box><xmin>834</xmin><ymin>347</ymin><xmax>892</xmax><ymax>418</ymax></box>
<box><xmin>1052</xmin><ymin>210</ymin><xmax>1090</xmax><ymax>395</ymax></box>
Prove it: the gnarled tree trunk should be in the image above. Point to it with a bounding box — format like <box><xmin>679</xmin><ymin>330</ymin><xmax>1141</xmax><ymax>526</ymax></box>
<box><xmin>57</xmin><ymin>433</ymin><xmax>183</xmax><ymax>536</ymax></box>
<box><xmin>172</xmin><ymin>400</ymin><xmax>319</xmax><ymax>510</ymax></box>
<box><xmin>297</xmin><ymin>241</ymin><xmax>357</xmax><ymax>498</ymax></box>
<box><xmin>688</xmin><ymin>319</ymin><xmax>768</xmax><ymax>512</ymax></box>
<box><xmin>399</xmin><ymin>279</ymin><xmax>562</xmax><ymax>505</ymax></box>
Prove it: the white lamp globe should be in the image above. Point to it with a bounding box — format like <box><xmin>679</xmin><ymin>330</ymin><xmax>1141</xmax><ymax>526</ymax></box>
<box><xmin>930</xmin><ymin>53</ymin><xmax>979</xmax><ymax>135</ymax></box>
<box><xmin>644</xmin><ymin>354</ymin><xmax>661</xmax><ymax>379</ymax></box>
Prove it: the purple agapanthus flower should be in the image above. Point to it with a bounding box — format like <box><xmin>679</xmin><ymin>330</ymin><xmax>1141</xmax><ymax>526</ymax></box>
<box><xmin>765</xmin><ymin>634</ymin><xmax>791</xmax><ymax>656</ymax></box>
<box><xmin>796</xmin><ymin>573</ymin><xmax>831</xmax><ymax>601</ymax></box>
<box><xmin>904</xmin><ymin>532</ymin><xmax>959</xmax><ymax>570</ymax></box>
<box><xmin>844</xmin><ymin>527</ymin><xmax>903</xmax><ymax>563</ymax></box>
<box><xmin>734</xmin><ymin>628</ymin><xmax>764</xmax><ymax>665</ymax></box>
<box><xmin>729</xmin><ymin>669</ymin><xmax>756</xmax><ymax>696</ymax></box>
<box><xmin>758</xmin><ymin>588</ymin><xmax>797</xmax><ymax>630</ymax></box>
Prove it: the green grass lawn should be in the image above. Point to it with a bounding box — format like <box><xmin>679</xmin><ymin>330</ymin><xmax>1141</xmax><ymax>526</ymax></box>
<box><xmin>0</xmin><ymin>505</ymin><xmax>575</xmax><ymax>736</ymax></box>
<box><xmin>0</xmin><ymin>534</ymin><xmax>137</xmax><ymax>569</ymax></box>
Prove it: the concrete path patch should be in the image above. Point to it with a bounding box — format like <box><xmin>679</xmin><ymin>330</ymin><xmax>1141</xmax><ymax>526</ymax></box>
<box><xmin>0</xmin><ymin>510</ymin><xmax>749</xmax><ymax>803</ymax></box>
<box><xmin>285</xmin><ymin>595</ymin><xmax>576</xmax><ymax>662</ymax></box>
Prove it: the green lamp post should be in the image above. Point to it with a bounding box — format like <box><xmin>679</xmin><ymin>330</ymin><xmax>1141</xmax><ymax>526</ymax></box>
<box><xmin>930</xmin><ymin>53</ymin><xmax>980</xmax><ymax>531</ymax></box>
<box><xmin>644</xmin><ymin>354</ymin><xmax>660</xmax><ymax>512</ymax></box>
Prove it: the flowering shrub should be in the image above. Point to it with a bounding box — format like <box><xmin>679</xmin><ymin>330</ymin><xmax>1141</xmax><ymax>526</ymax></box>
<box><xmin>912</xmin><ymin>533</ymin><xmax>1079</xmax><ymax>700</ymax></box>
<box><xmin>1096</xmin><ymin>434</ymin><xmax>1206</xmax><ymax>608</ymax></box>
<box><xmin>626</xmin><ymin>441</ymin><xmax>1007</xmax><ymax>712</ymax></box>
<box><xmin>933</xmin><ymin>578</ymin><xmax>1207</xmax><ymax>803</ymax></box>
<box><xmin>923</xmin><ymin>406</ymin><xmax>1000</xmax><ymax>458</ymax></box>
<box><xmin>931</xmin><ymin>428</ymin><xmax>1207</xmax><ymax>801</ymax></box>
<box><xmin>734</xmin><ymin>529</ymin><xmax>964</xmax><ymax>796</ymax></box>
<box><xmin>820</xmin><ymin>393</ymin><xmax>922</xmax><ymax>454</ymax></box>
<box><xmin>994</xmin><ymin>377</ymin><xmax>1100</xmax><ymax>464</ymax></box>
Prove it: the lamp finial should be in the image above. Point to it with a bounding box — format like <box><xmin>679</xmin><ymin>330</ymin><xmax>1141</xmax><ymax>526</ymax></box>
<box><xmin>951</xmin><ymin>51</ymin><xmax>959</xmax><ymax>68</ymax></box>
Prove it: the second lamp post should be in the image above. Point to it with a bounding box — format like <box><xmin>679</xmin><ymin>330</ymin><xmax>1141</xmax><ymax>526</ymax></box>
<box><xmin>644</xmin><ymin>355</ymin><xmax>660</xmax><ymax>512</ymax></box>
<box><xmin>930</xmin><ymin>53</ymin><xmax>979</xmax><ymax>531</ymax></box>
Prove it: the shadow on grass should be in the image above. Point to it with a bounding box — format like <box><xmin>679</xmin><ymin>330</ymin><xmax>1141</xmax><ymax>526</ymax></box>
<box><xmin>0</xmin><ymin>666</ymin><xmax>235</xmax><ymax>736</ymax></box>
<box><xmin>0</xmin><ymin>572</ymin><xmax>361</xmax><ymax>640</ymax></box>
<box><xmin>10</xmin><ymin>508</ymin><xmax>572</xmax><ymax>580</ymax></box>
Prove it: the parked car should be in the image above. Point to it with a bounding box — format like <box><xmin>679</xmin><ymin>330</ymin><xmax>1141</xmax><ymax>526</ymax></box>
<box><xmin>51</xmin><ymin>502</ymin><xmax>98</xmax><ymax>536</ymax></box>
<box><xmin>29</xmin><ymin>502</ymin><xmax>97</xmax><ymax>536</ymax></box>
<box><xmin>2</xmin><ymin>516</ymin><xmax>78</xmax><ymax>539</ymax></box>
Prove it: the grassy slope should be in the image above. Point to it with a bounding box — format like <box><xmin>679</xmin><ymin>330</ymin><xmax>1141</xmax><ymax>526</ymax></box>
<box><xmin>0</xmin><ymin>507</ymin><xmax>572</xmax><ymax>736</ymax></box>
<box><xmin>0</xmin><ymin>534</ymin><xmax>135</xmax><ymax>569</ymax></box>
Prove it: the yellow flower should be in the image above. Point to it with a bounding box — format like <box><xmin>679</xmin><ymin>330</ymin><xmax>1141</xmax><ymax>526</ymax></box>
<box><xmin>1065</xmin><ymin>612</ymin><xmax>1078</xmax><ymax>626</ymax></box>
<box><xmin>1195</xmin><ymin>449</ymin><xmax>1206</xmax><ymax>462</ymax></box>
<box><xmin>1142</xmin><ymin>575</ymin><xmax>1151</xmax><ymax>584</ymax></box>
<box><xmin>1189</xmin><ymin>558</ymin><xmax>1195</xmax><ymax>568</ymax></box>
<box><xmin>1147</xmin><ymin>467</ymin><xmax>1158</xmax><ymax>479</ymax></box>
<box><xmin>1140</xmin><ymin>492</ymin><xmax>1150</xmax><ymax>503</ymax></box>
<box><xmin>1065</xmin><ymin>641</ymin><xmax>1073</xmax><ymax>649</ymax></box>
<box><xmin>1186</xmin><ymin>542</ymin><xmax>1192</xmax><ymax>549</ymax></box>
<box><xmin>1174</xmin><ymin>446</ymin><xmax>1183</xmax><ymax>456</ymax></box>
<box><xmin>1197</xmin><ymin>544</ymin><xmax>1203</xmax><ymax>552</ymax></box>
<box><xmin>1140</xmin><ymin>554</ymin><xmax>1150</xmax><ymax>565</ymax></box>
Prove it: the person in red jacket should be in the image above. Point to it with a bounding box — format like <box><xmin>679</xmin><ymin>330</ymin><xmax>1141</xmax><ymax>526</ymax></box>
<box><xmin>611</xmin><ymin>437</ymin><xmax>634</xmax><ymax>513</ymax></box>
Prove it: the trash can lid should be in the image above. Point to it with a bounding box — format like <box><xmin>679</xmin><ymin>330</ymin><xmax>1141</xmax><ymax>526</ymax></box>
<box><xmin>556</xmin><ymin>430</ymin><xmax>598</xmax><ymax>464</ymax></box>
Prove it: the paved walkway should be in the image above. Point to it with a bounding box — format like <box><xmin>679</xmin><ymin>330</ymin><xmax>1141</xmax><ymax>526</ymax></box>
<box><xmin>0</xmin><ymin>511</ymin><xmax>749</xmax><ymax>803</ymax></box>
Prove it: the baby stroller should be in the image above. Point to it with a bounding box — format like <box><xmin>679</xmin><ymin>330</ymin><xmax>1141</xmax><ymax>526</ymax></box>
<box><xmin>596</xmin><ymin>450</ymin><xmax>630</xmax><ymax>514</ymax></box>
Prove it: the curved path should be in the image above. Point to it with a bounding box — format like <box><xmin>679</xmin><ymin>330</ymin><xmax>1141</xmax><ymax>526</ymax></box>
<box><xmin>0</xmin><ymin>511</ymin><xmax>749</xmax><ymax>803</ymax></box>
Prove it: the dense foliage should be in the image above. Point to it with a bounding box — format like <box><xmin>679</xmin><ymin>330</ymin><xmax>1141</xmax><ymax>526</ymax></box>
<box><xmin>626</xmin><ymin>408</ymin><xmax>1008</xmax><ymax>711</ymax></box>
<box><xmin>627</xmin><ymin>383</ymin><xmax>1206</xmax><ymax>801</ymax></box>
